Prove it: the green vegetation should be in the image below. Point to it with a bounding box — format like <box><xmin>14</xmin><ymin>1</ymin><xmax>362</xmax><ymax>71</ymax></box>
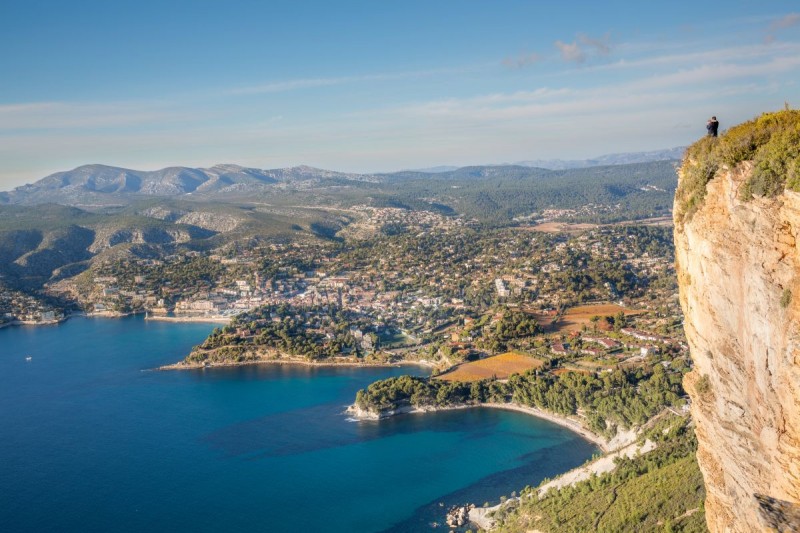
<box><xmin>676</xmin><ymin>136</ymin><xmax>720</xmax><ymax>223</ymax></box>
<box><xmin>482</xmin><ymin>309</ymin><xmax>542</xmax><ymax>352</ymax></box>
<box><xmin>187</xmin><ymin>303</ymin><xmax>379</xmax><ymax>363</ymax></box>
<box><xmin>493</xmin><ymin>416</ymin><xmax>706</xmax><ymax>532</ymax></box>
<box><xmin>379</xmin><ymin>161</ymin><xmax>677</xmax><ymax>224</ymax></box>
<box><xmin>676</xmin><ymin>110</ymin><xmax>800</xmax><ymax>223</ymax></box>
<box><xmin>3</xmin><ymin>160</ymin><xmax>679</xmax><ymax>226</ymax></box>
<box><xmin>780</xmin><ymin>288</ymin><xmax>792</xmax><ymax>308</ymax></box>
<box><xmin>0</xmin><ymin>200</ymin><xmax>341</xmax><ymax>293</ymax></box>
<box><xmin>694</xmin><ymin>374</ymin><xmax>712</xmax><ymax>398</ymax></box>
<box><xmin>355</xmin><ymin>365</ymin><xmax>684</xmax><ymax>436</ymax></box>
<box><xmin>104</xmin><ymin>255</ymin><xmax>227</xmax><ymax>292</ymax></box>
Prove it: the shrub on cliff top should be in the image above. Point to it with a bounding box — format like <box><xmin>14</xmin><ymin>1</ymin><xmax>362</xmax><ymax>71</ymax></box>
<box><xmin>748</xmin><ymin>125</ymin><xmax>800</xmax><ymax>197</ymax></box>
<box><xmin>676</xmin><ymin>110</ymin><xmax>800</xmax><ymax>223</ymax></box>
<box><xmin>676</xmin><ymin>136</ymin><xmax>720</xmax><ymax>223</ymax></box>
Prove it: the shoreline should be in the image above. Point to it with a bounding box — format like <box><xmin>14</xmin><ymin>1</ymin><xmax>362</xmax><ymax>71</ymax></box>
<box><xmin>159</xmin><ymin>357</ymin><xmax>436</xmax><ymax>371</ymax></box>
<box><xmin>480</xmin><ymin>402</ymin><xmax>611</xmax><ymax>452</ymax></box>
<box><xmin>0</xmin><ymin>310</ymin><xmax>233</xmax><ymax>330</ymax></box>
<box><xmin>347</xmin><ymin>401</ymin><xmax>619</xmax><ymax>453</ymax></box>
<box><xmin>0</xmin><ymin>312</ymin><xmax>84</xmax><ymax>330</ymax></box>
<box><xmin>347</xmin><ymin>400</ymin><xmax>646</xmax><ymax>530</ymax></box>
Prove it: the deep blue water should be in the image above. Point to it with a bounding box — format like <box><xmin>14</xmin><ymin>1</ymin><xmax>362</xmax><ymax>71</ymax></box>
<box><xmin>0</xmin><ymin>316</ymin><xmax>597</xmax><ymax>532</ymax></box>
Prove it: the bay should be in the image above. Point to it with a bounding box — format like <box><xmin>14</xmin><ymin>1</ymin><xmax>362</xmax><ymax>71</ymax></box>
<box><xmin>0</xmin><ymin>315</ymin><xmax>597</xmax><ymax>532</ymax></box>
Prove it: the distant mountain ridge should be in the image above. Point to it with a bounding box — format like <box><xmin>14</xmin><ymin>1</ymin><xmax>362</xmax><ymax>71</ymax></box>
<box><xmin>404</xmin><ymin>147</ymin><xmax>685</xmax><ymax>173</ymax></box>
<box><xmin>1</xmin><ymin>147</ymin><xmax>684</xmax><ymax>205</ymax></box>
<box><xmin>0</xmin><ymin>163</ymin><xmax>376</xmax><ymax>205</ymax></box>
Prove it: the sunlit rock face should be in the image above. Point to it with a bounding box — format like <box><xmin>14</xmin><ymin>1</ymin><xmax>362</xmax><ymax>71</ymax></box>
<box><xmin>675</xmin><ymin>159</ymin><xmax>800</xmax><ymax>532</ymax></box>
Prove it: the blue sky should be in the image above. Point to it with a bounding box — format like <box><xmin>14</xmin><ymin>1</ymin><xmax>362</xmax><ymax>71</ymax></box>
<box><xmin>1</xmin><ymin>1</ymin><xmax>799</xmax><ymax>187</ymax></box>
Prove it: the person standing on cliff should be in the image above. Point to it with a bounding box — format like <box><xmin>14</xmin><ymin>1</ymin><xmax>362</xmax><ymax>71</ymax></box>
<box><xmin>707</xmin><ymin>116</ymin><xmax>719</xmax><ymax>137</ymax></box>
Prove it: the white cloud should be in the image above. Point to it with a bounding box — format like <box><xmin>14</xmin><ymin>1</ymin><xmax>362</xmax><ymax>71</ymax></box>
<box><xmin>555</xmin><ymin>40</ymin><xmax>586</xmax><ymax>63</ymax></box>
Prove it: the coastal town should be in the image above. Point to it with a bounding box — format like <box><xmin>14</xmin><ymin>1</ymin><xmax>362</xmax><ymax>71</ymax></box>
<box><xmin>2</xmin><ymin>208</ymin><xmax>685</xmax><ymax>380</ymax></box>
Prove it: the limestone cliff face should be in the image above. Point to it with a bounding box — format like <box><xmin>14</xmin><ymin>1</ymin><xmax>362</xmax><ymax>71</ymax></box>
<box><xmin>675</xmin><ymin>161</ymin><xmax>800</xmax><ymax>531</ymax></box>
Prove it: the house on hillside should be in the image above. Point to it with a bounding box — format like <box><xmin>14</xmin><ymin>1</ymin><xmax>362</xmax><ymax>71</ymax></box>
<box><xmin>550</xmin><ymin>343</ymin><xmax>570</xmax><ymax>355</ymax></box>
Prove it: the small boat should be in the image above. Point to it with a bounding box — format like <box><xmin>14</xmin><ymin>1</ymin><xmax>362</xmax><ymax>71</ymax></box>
<box><xmin>25</xmin><ymin>356</ymin><xmax>32</xmax><ymax>361</ymax></box>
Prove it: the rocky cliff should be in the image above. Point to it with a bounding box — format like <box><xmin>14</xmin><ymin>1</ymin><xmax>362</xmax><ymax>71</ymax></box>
<box><xmin>675</xmin><ymin>111</ymin><xmax>800</xmax><ymax>532</ymax></box>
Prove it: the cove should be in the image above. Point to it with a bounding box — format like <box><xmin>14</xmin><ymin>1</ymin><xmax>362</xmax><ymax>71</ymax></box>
<box><xmin>0</xmin><ymin>315</ymin><xmax>597</xmax><ymax>532</ymax></box>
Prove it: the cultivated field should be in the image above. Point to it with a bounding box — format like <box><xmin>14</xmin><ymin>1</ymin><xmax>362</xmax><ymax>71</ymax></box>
<box><xmin>436</xmin><ymin>351</ymin><xmax>545</xmax><ymax>382</ymax></box>
<box><xmin>534</xmin><ymin>303</ymin><xmax>645</xmax><ymax>334</ymax></box>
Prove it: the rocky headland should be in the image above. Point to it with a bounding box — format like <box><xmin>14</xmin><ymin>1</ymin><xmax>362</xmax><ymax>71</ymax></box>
<box><xmin>675</xmin><ymin>110</ymin><xmax>800</xmax><ymax>532</ymax></box>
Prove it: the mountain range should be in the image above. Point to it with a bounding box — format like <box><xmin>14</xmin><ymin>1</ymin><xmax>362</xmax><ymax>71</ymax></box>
<box><xmin>0</xmin><ymin>164</ymin><xmax>378</xmax><ymax>205</ymax></box>
<box><xmin>1</xmin><ymin>147</ymin><xmax>684</xmax><ymax>206</ymax></box>
<box><xmin>0</xmin><ymin>151</ymin><xmax>682</xmax><ymax>292</ymax></box>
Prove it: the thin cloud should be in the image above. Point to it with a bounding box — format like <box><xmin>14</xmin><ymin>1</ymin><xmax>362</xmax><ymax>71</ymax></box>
<box><xmin>555</xmin><ymin>40</ymin><xmax>586</xmax><ymax>63</ymax></box>
<box><xmin>578</xmin><ymin>33</ymin><xmax>611</xmax><ymax>55</ymax></box>
<box><xmin>627</xmin><ymin>55</ymin><xmax>800</xmax><ymax>92</ymax></box>
<box><xmin>769</xmin><ymin>12</ymin><xmax>800</xmax><ymax>32</ymax></box>
<box><xmin>579</xmin><ymin>42</ymin><xmax>800</xmax><ymax>75</ymax></box>
<box><xmin>230</xmin><ymin>65</ymin><xmax>483</xmax><ymax>95</ymax></box>
<box><xmin>0</xmin><ymin>102</ymin><xmax>60</xmax><ymax>114</ymax></box>
<box><xmin>502</xmin><ymin>51</ymin><xmax>543</xmax><ymax>69</ymax></box>
<box><xmin>363</xmin><ymin>50</ymin><xmax>800</xmax><ymax>125</ymax></box>
<box><xmin>555</xmin><ymin>33</ymin><xmax>611</xmax><ymax>63</ymax></box>
<box><xmin>233</xmin><ymin>77</ymin><xmax>345</xmax><ymax>94</ymax></box>
<box><xmin>0</xmin><ymin>101</ymin><xmax>195</xmax><ymax>130</ymax></box>
<box><xmin>766</xmin><ymin>12</ymin><xmax>800</xmax><ymax>42</ymax></box>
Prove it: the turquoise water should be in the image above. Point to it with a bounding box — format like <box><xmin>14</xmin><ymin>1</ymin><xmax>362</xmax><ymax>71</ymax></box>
<box><xmin>0</xmin><ymin>316</ymin><xmax>597</xmax><ymax>532</ymax></box>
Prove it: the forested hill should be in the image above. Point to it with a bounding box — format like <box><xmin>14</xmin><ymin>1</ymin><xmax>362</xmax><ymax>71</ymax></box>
<box><xmin>375</xmin><ymin>161</ymin><xmax>677</xmax><ymax>223</ymax></box>
<box><xmin>1</xmin><ymin>160</ymin><xmax>678</xmax><ymax>224</ymax></box>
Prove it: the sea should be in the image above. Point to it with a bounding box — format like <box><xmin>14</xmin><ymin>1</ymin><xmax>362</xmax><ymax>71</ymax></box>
<box><xmin>0</xmin><ymin>315</ymin><xmax>597</xmax><ymax>532</ymax></box>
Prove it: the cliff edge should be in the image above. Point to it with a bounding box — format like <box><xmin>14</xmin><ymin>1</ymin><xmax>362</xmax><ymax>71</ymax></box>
<box><xmin>675</xmin><ymin>110</ymin><xmax>800</xmax><ymax>532</ymax></box>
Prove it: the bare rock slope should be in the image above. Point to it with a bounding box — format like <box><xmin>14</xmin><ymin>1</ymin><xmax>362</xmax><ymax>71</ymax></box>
<box><xmin>675</xmin><ymin>111</ymin><xmax>800</xmax><ymax>532</ymax></box>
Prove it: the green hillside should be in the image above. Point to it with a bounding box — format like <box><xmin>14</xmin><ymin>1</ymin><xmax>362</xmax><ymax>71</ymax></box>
<box><xmin>0</xmin><ymin>201</ymin><xmax>342</xmax><ymax>292</ymax></box>
<box><xmin>492</xmin><ymin>416</ymin><xmax>706</xmax><ymax>533</ymax></box>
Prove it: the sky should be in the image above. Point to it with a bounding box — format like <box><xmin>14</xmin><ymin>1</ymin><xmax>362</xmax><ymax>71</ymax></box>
<box><xmin>0</xmin><ymin>1</ymin><xmax>799</xmax><ymax>188</ymax></box>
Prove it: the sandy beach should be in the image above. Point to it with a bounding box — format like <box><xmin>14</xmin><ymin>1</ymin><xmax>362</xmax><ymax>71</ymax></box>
<box><xmin>347</xmin><ymin>400</ymin><xmax>626</xmax><ymax>453</ymax></box>
<box><xmin>480</xmin><ymin>402</ymin><xmax>612</xmax><ymax>452</ymax></box>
